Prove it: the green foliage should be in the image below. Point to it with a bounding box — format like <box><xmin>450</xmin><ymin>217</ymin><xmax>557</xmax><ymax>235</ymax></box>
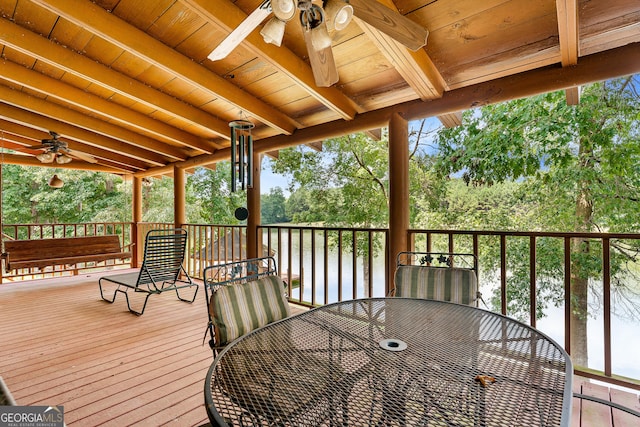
<box><xmin>188</xmin><ymin>163</ymin><xmax>246</xmax><ymax>224</ymax></box>
<box><xmin>1</xmin><ymin>165</ymin><xmax>127</xmax><ymax>224</ymax></box>
<box><xmin>431</xmin><ymin>76</ymin><xmax>640</xmax><ymax>330</ymax></box>
<box><xmin>261</xmin><ymin>187</ymin><xmax>289</xmax><ymax>224</ymax></box>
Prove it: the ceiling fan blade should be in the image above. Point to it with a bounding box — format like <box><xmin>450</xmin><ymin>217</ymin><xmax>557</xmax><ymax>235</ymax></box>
<box><xmin>207</xmin><ymin>0</ymin><xmax>273</xmax><ymax>61</ymax></box>
<box><xmin>60</xmin><ymin>147</ymin><xmax>98</xmax><ymax>164</ymax></box>
<box><xmin>26</xmin><ymin>144</ymin><xmax>48</xmax><ymax>150</ymax></box>
<box><xmin>303</xmin><ymin>30</ymin><xmax>339</xmax><ymax>87</ymax></box>
<box><xmin>348</xmin><ymin>0</ymin><xmax>428</xmax><ymax>51</ymax></box>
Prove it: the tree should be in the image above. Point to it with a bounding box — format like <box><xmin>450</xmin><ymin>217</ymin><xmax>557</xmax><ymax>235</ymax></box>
<box><xmin>261</xmin><ymin>187</ymin><xmax>289</xmax><ymax>224</ymax></box>
<box><xmin>431</xmin><ymin>76</ymin><xmax>640</xmax><ymax>367</ymax></box>
<box><xmin>188</xmin><ymin>163</ymin><xmax>246</xmax><ymax>224</ymax></box>
<box><xmin>1</xmin><ymin>165</ymin><xmax>127</xmax><ymax>227</ymax></box>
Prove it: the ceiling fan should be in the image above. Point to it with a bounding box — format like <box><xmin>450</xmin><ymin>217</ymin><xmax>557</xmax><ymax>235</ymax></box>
<box><xmin>28</xmin><ymin>131</ymin><xmax>98</xmax><ymax>164</ymax></box>
<box><xmin>208</xmin><ymin>0</ymin><xmax>429</xmax><ymax>87</ymax></box>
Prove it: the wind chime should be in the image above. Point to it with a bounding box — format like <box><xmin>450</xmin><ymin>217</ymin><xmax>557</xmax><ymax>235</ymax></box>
<box><xmin>229</xmin><ymin>119</ymin><xmax>254</xmax><ymax>192</ymax></box>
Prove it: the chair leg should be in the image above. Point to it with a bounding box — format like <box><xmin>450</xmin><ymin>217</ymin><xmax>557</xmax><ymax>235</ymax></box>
<box><xmin>175</xmin><ymin>282</ymin><xmax>199</xmax><ymax>303</ymax></box>
<box><xmin>115</xmin><ymin>288</ymin><xmax>151</xmax><ymax>316</ymax></box>
<box><xmin>98</xmin><ymin>278</ymin><xmax>118</xmax><ymax>303</ymax></box>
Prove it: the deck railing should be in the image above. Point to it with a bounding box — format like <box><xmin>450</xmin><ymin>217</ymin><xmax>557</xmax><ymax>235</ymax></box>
<box><xmin>409</xmin><ymin>229</ymin><xmax>640</xmax><ymax>392</ymax></box>
<box><xmin>2</xmin><ymin>222</ymin><xmax>639</xmax><ymax>392</ymax></box>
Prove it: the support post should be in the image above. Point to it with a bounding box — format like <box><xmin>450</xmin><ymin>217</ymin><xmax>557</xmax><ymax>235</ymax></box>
<box><xmin>132</xmin><ymin>175</ymin><xmax>142</xmax><ymax>267</ymax></box>
<box><xmin>247</xmin><ymin>153</ymin><xmax>262</xmax><ymax>259</ymax></box>
<box><xmin>388</xmin><ymin>112</ymin><xmax>409</xmax><ymax>294</ymax></box>
<box><xmin>174</xmin><ymin>165</ymin><xmax>186</xmax><ymax>229</ymax></box>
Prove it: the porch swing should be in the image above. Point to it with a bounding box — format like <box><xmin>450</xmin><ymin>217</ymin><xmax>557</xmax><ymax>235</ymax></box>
<box><xmin>0</xmin><ymin>140</ymin><xmax>133</xmax><ymax>276</ymax></box>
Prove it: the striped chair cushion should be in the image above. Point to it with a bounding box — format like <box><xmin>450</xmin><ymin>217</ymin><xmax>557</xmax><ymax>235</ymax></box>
<box><xmin>209</xmin><ymin>275</ymin><xmax>291</xmax><ymax>346</ymax></box>
<box><xmin>394</xmin><ymin>265</ymin><xmax>478</xmax><ymax>306</ymax></box>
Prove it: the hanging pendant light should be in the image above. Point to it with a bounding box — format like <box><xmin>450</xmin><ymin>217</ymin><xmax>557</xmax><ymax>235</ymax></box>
<box><xmin>229</xmin><ymin>119</ymin><xmax>255</xmax><ymax>192</ymax></box>
<box><xmin>48</xmin><ymin>174</ymin><xmax>64</xmax><ymax>188</ymax></box>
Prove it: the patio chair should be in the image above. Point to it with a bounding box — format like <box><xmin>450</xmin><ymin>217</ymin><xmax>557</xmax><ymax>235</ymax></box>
<box><xmin>98</xmin><ymin>228</ymin><xmax>198</xmax><ymax>315</ymax></box>
<box><xmin>392</xmin><ymin>251</ymin><xmax>481</xmax><ymax>307</ymax></box>
<box><xmin>203</xmin><ymin>256</ymin><xmax>290</xmax><ymax>356</ymax></box>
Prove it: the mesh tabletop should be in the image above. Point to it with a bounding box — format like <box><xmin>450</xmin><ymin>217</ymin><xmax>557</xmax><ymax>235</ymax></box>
<box><xmin>204</xmin><ymin>298</ymin><xmax>573</xmax><ymax>426</ymax></box>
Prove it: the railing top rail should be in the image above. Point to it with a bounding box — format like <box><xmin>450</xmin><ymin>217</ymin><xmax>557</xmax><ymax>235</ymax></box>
<box><xmin>410</xmin><ymin>229</ymin><xmax>640</xmax><ymax>239</ymax></box>
<box><xmin>259</xmin><ymin>224</ymin><xmax>389</xmax><ymax>232</ymax></box>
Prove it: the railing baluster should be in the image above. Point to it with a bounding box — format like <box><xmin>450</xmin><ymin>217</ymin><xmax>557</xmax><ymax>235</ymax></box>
<box><xmin>603</xmin><ymin>237</ymin><xmax>612</xmax><ymax>377</ymax></box>
<box><xmin>500</xmin><ymin>234</ymin><xmax>507</xmax><ymax>316</ymax></box>
<box><xmin>298</xmin><ymin>227</ymin><xmax>304</xmax><ymax>303</ymax></box>
<box><xmin>324</xmin><ymin>229</ymin><xmax>329</xmax><ymax>306</ymax></box>
<box><xmin>337</xmin><ymin>230</ymin><xmax>343</xmax><ymax>300</ymax></box>
<box><xmin>311</xmin><ymin>228</ymin><xmax>316</xmax><ymax>307</ymax></box>
<box><xmin>564</xmin><ymin>237</ymin><xmax>572</xmax><ymax>356</ymax></box>
<box><xmin>530</xmin><ymin>235</ymin><xmax>537</xmax><ymax>327</ymax></box>
<box><xmin>352</xmin><ymin>230</ymin><xmax>357</xmax><ymax>299</ymax></box>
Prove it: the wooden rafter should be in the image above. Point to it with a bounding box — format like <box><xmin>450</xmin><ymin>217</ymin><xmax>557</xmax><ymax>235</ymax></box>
<box><xmin>0</xmin><ymin>60</ymin><xmax>217</xmax><ymax>154</ymax></box>
<box><xmin>354</xmin><ymin>0</ymin><xmax>446</xmax><ymax>101</ymax></box>
<box><xmin>556</xmin><ymin>0</ymin><xmax>580</xmax><ymax>105</ymax></box>
<box><xmin>0</xmin><ymin>18</ymin><xmax>229</xmax><ymax>141</ymax></box>
<box><xmin>437</xmin><ymin>112</ymin><xmax>463</xmax><ymax>129</ymax></box>
<box><xmin>31</xmin><ymin>0</ymin><xmax>299</xmax><ymax>135</ymax></box>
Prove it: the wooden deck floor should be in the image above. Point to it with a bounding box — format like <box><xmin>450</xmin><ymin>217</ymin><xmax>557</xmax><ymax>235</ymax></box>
<box><xmin>1</xmin><ymin>273</ymin><xmax>638</xmax><ymax>426</ymax></box>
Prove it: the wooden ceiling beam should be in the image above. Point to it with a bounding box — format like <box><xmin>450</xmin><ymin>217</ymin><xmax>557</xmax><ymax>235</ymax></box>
<box><xmin>437</xmin><ymin>112</ymin><xmax>463</xmax><ymax>128</ymax></box>
<box><xmin>556</xmin><ymin>0</ymin><xmax>580</xmax><ymax>105</ymax></box>
<box><xmin>0</xmin><ymin>18</ymin><xmax>230</xmax><ymax>141</ymax></box>
<box><xmin>0</xmin><ymin>60</ymin><xmax>216</xmax><ymax>154</ymax></box>
<box><xmin>356</xmin><ymin>20</ymin><xmax>445</xmax><ymax>100</ymax></box>
<box><xmin>0</xmin><ymin>85</ymin><xmax>178</xmax><ymax>165</ymax></box>
<box><xmin>31</xmin><ymin>0</ymin><xmax>299</xmax><ymax>135</ymax></box>
<box><xmin>181</xmin><ymin>0</ymin><xmax>360</xmax><ymax>121</ymax></box>
<box><xmin>403</xmin><ymin>42</ymin><xmax>640</xmax><ymax>120</ymax></box>
<box><xmin>354</xmin><ymin>0</ymin><xmax>446</xmax><ymax>101</ymax></box>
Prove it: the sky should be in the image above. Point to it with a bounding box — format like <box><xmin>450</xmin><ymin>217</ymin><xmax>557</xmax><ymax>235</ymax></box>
<box><xmin>260</xmin><ymin>157</ymin><xmax>289</xmax><ymax>195</ymax></box>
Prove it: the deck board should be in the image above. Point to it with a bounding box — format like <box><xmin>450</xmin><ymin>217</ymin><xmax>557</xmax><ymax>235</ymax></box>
<box><xmin>1</xmin><ymin>273</ymin><xmax>638</xmax><ymax>426</ymax></box>
<box><xmin>0</xmin><ymin>272</ymin><xmax>212</xmax><ymax>426</ymax></box>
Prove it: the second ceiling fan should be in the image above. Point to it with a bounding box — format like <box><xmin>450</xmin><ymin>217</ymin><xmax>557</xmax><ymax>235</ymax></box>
<box><xmin>29</xmin><ymin>131</ymin><xmax>98</xmax><ymax>164</ymax></box>
<box><xmin>208</xmin><ymin>0</ymin><xmax>429</xmax><ymax>87</ymax></box>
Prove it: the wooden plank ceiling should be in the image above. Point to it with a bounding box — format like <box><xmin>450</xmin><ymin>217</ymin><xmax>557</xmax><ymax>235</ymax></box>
<box><xmin>0</xmin><ymin>0</ymin><xmax>638</xmax><ymax>176</ymax></box>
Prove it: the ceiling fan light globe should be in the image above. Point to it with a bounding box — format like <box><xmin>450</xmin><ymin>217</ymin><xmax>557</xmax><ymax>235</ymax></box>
<box><xmin>261</xmin><ymin>17</ymin><xmax>286</xmax><ymax>46</ymax></box>
<box><xmin>56</xmin><ymin>154</ymin><xmax>72</xmax><ymax>164</ymax></box>
<box><xmin>272</xmin><ymin>0</ymin><xmax>296</xmax><ymax>21</ymax></box>
<box><xmin>36</xmin><ymin>152</ymin><xmax>55</xmax><ymax>163</ymax></box>
<box><xmin>325</xmin><ymin>0</ymin><xmax>353</xmax><ymax>31</ymax></box>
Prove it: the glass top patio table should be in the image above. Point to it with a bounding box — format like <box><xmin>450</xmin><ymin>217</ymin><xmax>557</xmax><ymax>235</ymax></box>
<box><xmin>204</xmin><ymin>298</ymin><xmax>573</xmax><ymax>426</ymax></box>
